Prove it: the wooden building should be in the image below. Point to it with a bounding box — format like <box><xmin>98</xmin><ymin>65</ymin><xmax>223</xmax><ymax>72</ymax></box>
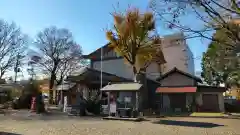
<box><xmin>155</xmin><ymin>68</ymin><xmax>227</xmax><ymax>112</ymax></box>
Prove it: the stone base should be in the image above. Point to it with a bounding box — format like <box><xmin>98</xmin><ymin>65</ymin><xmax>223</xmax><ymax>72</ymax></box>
<box><xmin>102</xmin><ymin>116</ymin><xmax>145</xmax><ymax>122</ymax></box>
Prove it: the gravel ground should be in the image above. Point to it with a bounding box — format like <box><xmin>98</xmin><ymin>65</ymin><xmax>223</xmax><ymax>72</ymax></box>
<box><xmin>1</xmin><ymin>114</ymin><xmax>240</xmax><ymax>135</ymax></box>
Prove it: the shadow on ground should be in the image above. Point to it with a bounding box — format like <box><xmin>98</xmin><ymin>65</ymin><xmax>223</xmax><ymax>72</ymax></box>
<box><xmin>0</xmin><ymin>131</ymin><xmax>22</xmax><ymax>135</ymax></box>
<box><xmin>153</xmin><ymin>119</ymin><xmax>224</xmax><ymax>128</ymax></box>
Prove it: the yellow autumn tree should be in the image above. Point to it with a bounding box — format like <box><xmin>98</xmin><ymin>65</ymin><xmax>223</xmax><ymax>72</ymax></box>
<box><xmin>106</xmin><ymin>8</ymin><xmax>165</xmax><ymax>80</ymax></box>
<box><xmin>106</xmin><ymin>8</ymin><xmax>166</xmax><ymax>110</ymax></box>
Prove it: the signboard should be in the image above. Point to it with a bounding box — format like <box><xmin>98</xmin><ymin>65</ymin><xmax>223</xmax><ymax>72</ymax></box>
<box><xmin>101</xmin><ymin>105</ymin><xmax>108</xmax><ymax>115</ymax></box>
<box><xmin>124</xmin><ymin>97</ymin><xmax>131</xmax><ymax>103</ymax></box>
<box><xmin>110</xmin><ymin>103</ymin><xmax>116</xmax><ymax>113</ymax></box>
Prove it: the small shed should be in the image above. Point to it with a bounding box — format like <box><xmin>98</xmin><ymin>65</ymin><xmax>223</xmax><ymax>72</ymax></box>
<box><xmin>66</xmin><ymin>67</ymin><xmax>132</xmax><ymax>105</ymax></box>
<box><xmin>100</xmin><ymin>82</ymin><xmax>142</xmax><ymax>117</ymax></box>
<box><xmin>156</xmin><ymin>67</ymin><xmax>227</xmax><ymax>113</ymax></box>
<box><xmin>56</xmin><ymin>82</ymin><xmax>76</xmax><ymax>105</ymax></box>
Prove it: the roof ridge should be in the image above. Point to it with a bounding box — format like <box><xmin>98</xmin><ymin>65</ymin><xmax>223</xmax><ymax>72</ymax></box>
<box><xmin>157</xmin><ymin>67</ymin><xmax>202</xmax><ymax>83</ymax></box>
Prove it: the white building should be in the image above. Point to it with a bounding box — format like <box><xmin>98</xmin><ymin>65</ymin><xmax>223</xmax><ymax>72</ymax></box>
<box><xmin>195</xmin><ymin>71</ymin><xmax>202</xmax><ymax>78</ymax></box>
<box><xmin>160</xmin><ymin>33</ymin><xmax>195</xmax><ymax>75</ymax></box>
<box><xmin>85</xmin><ymin>32</ymin><xmax>195</xmax><ymax>80</ymax></box>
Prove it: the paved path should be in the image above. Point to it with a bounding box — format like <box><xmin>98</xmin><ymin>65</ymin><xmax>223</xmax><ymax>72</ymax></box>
<box><xmin>1</xmin><ymin>113</ymin><xmax>240</xmax><ymax>135</ymax></box>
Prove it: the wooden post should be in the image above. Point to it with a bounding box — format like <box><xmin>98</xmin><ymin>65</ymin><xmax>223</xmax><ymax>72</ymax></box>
<box><xmin>61</xmin><ymin>90</ymin><xmax>63</xmax><ymax>104</ymax></box>
<box><xmin>136</xmin><ymin>92</ymin><xmax>138</xmax><ymax>112</ymax></box>
<box><xmin>108</xmin><ymin>92</ymin><xmax>110</xmax><ymax>116</ymax></box>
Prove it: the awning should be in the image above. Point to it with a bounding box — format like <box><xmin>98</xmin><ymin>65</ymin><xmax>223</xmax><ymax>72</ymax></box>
<box><xmin>156</xmin><ymin>87</ymin><xmax>197</xmax><ymax>93</ymax></box>
<box><xmin>100</xmin><ymin>83</ymin><xmax>142</xmax><ymax>92</ymax></box>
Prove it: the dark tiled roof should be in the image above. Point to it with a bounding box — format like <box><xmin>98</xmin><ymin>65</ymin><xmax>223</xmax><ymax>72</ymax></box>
<box><xmin>157</xmin><ymin>67</ymin><xmax>202</xmax><ymax>83</ymax></box>
<box><xmin>82</xmin><ymin>43</ymin><xmax>166</xmax><ymax>64</ymax></box>
<box><xmin>66</xmin><ymin>67</ymin><xmax>162</xmax><ymax>88</ymax></box>
<box><xmin>82</xmin><ymin>43</ymin><xmax>111</xmax><ymax>59</ymax></box>
<box><xmin>66</xmin><ymin>67</ymin><xmax>131</xmax><ymax>83</ymax></box>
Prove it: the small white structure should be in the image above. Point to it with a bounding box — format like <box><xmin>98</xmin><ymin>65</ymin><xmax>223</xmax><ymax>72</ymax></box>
<box><xmin>110</xmin><ymin>102</ymin><xmax>117</xmax><ymax>114</ymax></box>
<box><xmin>63</xmin><ymin>96</ymin><xmax>68</xmax><ymax>113</ymax></box>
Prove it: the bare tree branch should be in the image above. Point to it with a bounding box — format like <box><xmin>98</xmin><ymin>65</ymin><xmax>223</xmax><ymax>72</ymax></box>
<box><xmin>0</xmin><ymin>20</ymin><xmax>27</xmax><ymax>79</ymax></box>
<box><xmin>150</xmin><ymin>0</ymin><xmax>240</xmax><ymax>44</ymax></box>
<box><xmin>32</xmin><ymin>26</ymin><xmax>83</xmax><ymax>103</ymax></box>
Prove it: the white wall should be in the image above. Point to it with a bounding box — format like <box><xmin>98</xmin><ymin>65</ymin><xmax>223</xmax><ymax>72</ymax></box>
<box><xmin>92</xmin><ymin>58</ymin><xmax>161</xmax><ymax>80</ymax></box>
<box><xmin>93</xmin><ymin>58</ymin><xmax>134</xmax><ymax>79</ymax></box>
<box><xmin>186</xmin><ymin>44</ymin><xmax>195</xmax><ymax>75</ymax></box>
<box><xmin>161</xmin><ymin>33</ymin><xmax>195</xmax><ymax>75</ymax></box>
<box><xmin>91</xmin><ymin>33</ymin><xmax>195</xmax><ymax>80</ymax></box>
<box><xmin>146</xmin><ymin>63</ymin><xmax>161</xmax><ymax>80</ymax></box>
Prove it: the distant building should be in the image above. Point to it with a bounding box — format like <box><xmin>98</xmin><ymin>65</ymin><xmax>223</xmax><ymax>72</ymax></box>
<box><xmin>195</xmin><ymin>71</ymin><xmax>202</xmax><ymax>78</ymax></box>
<box><xmin>83</xmin><ymin>32</ymin><xmax>195</xmax><ymax>80</ymax></box>
<box><xmin>160</xmin><ymin>33</ymin><xmax>195</xmax><ymax>75</ymax></box>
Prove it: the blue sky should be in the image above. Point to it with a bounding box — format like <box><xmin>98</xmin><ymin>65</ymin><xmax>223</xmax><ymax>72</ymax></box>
<box><xmin>0</xmin><ymin>0</ymin><xmax>208</xmax><ymax>79</ymax></box>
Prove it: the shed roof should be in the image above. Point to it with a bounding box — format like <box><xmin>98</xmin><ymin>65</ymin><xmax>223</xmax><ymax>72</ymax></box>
<box><xmin>157</xmin><ymin>67</ymin><xmax>202</xmax><ymax>83</ymax></box>
<box><xmin>100</xmin><ymin>83</ymin><xmax>142</xmax><ymax>91</ymax></box>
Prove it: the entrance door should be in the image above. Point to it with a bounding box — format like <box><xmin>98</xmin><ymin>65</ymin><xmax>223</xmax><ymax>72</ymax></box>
<box><xmin>169</xmin><ymin>93</ymin><xmax>186</xmax><ymax>112</ymax></box>
<box><xmin>202</xmin><ymin>94</ymin><xmax>219</xmax><ymax>112</ymax></box>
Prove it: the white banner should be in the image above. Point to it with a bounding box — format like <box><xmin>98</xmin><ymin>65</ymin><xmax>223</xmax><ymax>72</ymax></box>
<box><xmin>110</xmin><ymin>103</ymin><xmax>116</xmax><ymax>113</ymax></box>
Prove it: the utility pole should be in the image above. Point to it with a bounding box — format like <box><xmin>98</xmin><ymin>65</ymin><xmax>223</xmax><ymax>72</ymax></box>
<box><xmin>100</xmin><ymin>47</ymin><xmax>103</xmax><ymax>98</ymax></box>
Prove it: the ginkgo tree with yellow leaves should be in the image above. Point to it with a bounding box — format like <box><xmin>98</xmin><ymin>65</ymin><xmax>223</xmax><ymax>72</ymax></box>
<box><xmin>106</xmin><ymin>8</ymin><xmax>166</xmax><ymax>110</ymax></box>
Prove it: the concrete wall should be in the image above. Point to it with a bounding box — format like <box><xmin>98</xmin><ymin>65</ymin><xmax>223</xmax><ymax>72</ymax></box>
<box><xmin>146</xmin><ymin>63</ymin><xmax>161</xmax><ymax>80</ymax></box>
<box><xmin>92</xmin><ymin>58</ymin><xmax>161</xmax><ymax>80</ymax></box>
<box><xmin>93</xmin><ymin>58</ymin><xmax>134</xmax><ymax>79</ymax></box>
<box><xmin>161</xmin><ymin>33</ymin><xmax>195</xmax><ymax>75</ymax></box>
<box><xmin>159</xmin><ymin>72</ymin><xmax>196</xmax><ymax>86</ymax></box>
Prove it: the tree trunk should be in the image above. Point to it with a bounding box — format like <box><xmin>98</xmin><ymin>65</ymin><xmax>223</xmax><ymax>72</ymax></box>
<box><xmin>49</xmin><ymin>73</ymin><xmax>56</xmax><ymax>104</ymax></box>
<box><xmin>0</xmin><ymin>70</ymin><xmax>4</xmax><ymax>79</ymax></box>
<box><xmin>133</xmin><ymin>67</ymin><xmax>149</xmax><ymax>113</ymax></box>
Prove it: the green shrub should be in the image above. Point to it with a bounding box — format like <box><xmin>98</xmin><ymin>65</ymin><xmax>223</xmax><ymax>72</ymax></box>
<box><xmin>13</xmin><ymin>80</ymin><xmax>45</xmax><ymax>113</ymax></box>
